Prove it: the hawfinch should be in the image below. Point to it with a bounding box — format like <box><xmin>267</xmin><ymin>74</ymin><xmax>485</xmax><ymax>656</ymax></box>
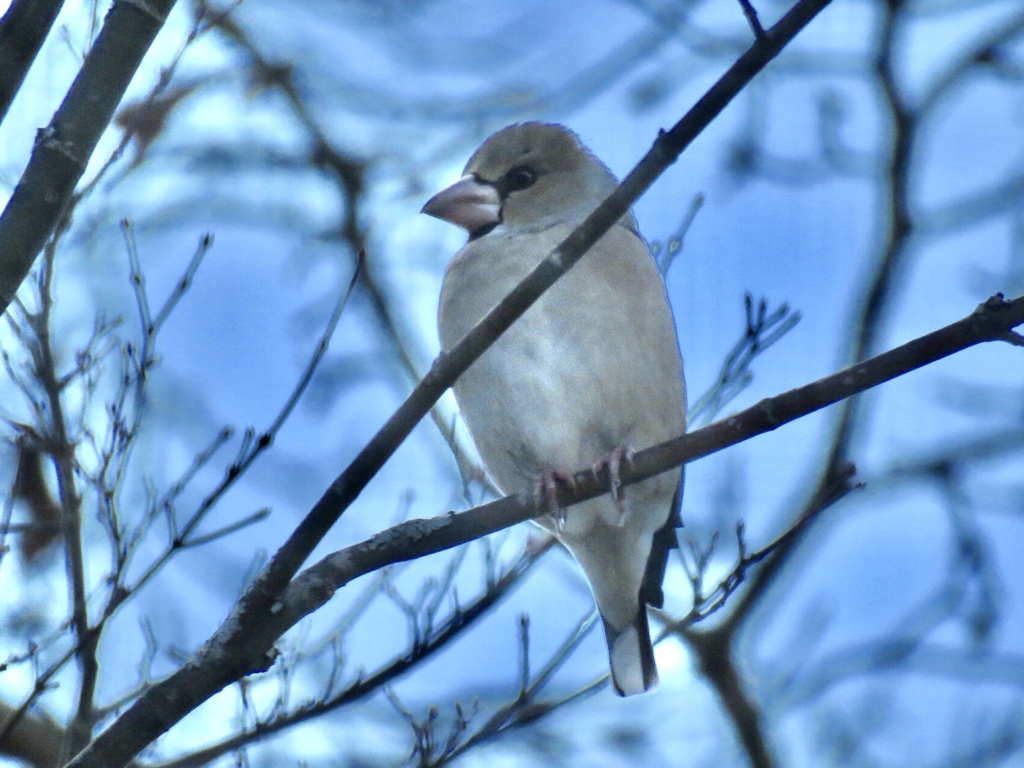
<box><xmin>426</xmin><ymin>123</ymin><xmax>686</xmax><ymax>696</ymax></box>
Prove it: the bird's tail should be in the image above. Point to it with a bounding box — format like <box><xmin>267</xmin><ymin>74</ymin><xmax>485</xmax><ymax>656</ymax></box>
<box><xmin>603</xmin><ymin>604</ymin><xmax>658</xmax><ymax>696</ymax></box>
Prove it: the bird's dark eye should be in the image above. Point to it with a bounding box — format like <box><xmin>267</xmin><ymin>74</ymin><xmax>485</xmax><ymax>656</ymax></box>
<box><xmin>504</xmin><ymin>165</ymin><xmax>537</xmax><ymax>192</ymax></box>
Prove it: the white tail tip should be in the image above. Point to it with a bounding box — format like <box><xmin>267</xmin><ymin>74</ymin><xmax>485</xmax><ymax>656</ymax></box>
<box><xmin>605</xmin><ymin>611</ymin><xmax>658</xmax><ymax>696</ymax></box>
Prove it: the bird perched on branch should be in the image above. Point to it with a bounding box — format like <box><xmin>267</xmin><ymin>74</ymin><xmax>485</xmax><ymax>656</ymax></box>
<box><xmin>425</xmin><ymin>122</ymin><xmax>686</xmax><ymax>696</ymax></box>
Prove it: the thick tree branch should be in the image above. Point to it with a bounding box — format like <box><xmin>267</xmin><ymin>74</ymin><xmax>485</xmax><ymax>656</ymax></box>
<box><xmin>0</xmin><ymin>0</ymin><xmax>176</xmax><ymax>313</ymax></box>
<box><xmin>0</xmin><ymin>0</ymin><xmax>65</xmax><ymax>124</ymax></box>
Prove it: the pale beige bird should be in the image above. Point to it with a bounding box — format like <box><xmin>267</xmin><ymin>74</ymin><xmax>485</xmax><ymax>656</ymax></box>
<box><xmin>425</xmin><ymin>122</ymin><xmax>686</xmax><ymax>696</ymax></box>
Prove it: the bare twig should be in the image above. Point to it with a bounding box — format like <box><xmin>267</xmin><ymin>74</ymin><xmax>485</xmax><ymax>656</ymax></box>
<box><xmin>688</xmin><ymin>294</ymin><xmax>801</xmax><ymax>426</ymax></box>
<box><xmin>103</xmin><ymin>247</ymin><xmax>363</xmax><ymax>607</ymax></box>
<box><xmin>652</xmin><ymin>193</ymin><xmax>705</xmax><ymax>276</ymax></box>
<box><xmin>149</xmin><ymin>541</ymin><xmax>554</xmax><ymax>768</ymax></box>
<box><xmin>433</xmin><ymin>610</ymin><xmax>603</xmax><ymax>766</ymax></box>
<box><xmin>737</xmin><ymin>0</ymin><xmax>767</xmax><ymax>41</ymax></box>
<box><xmin>21</xmin><ymin>246</ymin><xmax>97</xmax><ymax>759</ymax></box>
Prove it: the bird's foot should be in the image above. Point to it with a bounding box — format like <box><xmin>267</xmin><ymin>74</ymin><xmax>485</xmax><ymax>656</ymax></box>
<box><xmin>592</xmin><ymin>445</ymin><xmax>635</xmax><ymax>524</ymax></box>
<box><xmin>533</xmin><ymin>468</ymin><xmax>576</xmax><ymax>531</ymax></box>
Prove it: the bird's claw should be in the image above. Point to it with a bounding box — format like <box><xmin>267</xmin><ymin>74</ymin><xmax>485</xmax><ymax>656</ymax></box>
<box><xmin>533</xmin><ymin>469</ymin><xmax>576</xmax><ymax>531</ymax></box>
<box><xmin>593</xmin><ymin>445</ymin><xmax>635</xmax><ymax>523</ymax></box>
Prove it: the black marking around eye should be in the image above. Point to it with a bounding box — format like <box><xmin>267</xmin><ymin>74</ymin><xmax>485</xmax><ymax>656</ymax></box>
<box><xmin>497</xmin><ymin>165</ymin><xmax>537</xmax><ymax>195</ymax></box>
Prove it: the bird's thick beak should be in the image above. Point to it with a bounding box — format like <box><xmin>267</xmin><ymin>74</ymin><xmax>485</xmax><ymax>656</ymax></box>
<box><xmin>421</xmin><ymin>175</ymin><xmax>500</xmax><ymax>233</ymax></box>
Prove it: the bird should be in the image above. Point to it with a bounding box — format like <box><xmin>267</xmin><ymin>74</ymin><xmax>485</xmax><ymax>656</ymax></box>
<box><xmin>425</xmin><ymin>122</ymin><xmax>686</xmax><ymax>696</ymax></box>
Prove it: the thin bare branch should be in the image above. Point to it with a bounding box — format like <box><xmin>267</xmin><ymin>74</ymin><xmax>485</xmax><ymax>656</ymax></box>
<box><xmin>150</xmin><ymin>542</ymin><xmax>553</xmax><ymax>768</ymax></box>
<box><xmin>737</xmin><ymin>0</ymin><xmax>767</xmax><ymax>41</ymax></box>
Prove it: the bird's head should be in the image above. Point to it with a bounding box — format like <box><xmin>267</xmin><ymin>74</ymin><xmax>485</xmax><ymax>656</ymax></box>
<box><xmin>422</xmin><ymin>122</ymin><xmax>634</xmax><ymax>239</ymax></box>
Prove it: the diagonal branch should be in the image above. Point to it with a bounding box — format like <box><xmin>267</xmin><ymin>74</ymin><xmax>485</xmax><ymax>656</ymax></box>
<box><xmin>0</xmin><ymin>0</ymin><xmax>65</xmax><ymax>125</ymax></box>
<box><xmin>0</xmin><ymin>0</ymin><xmax>177</xmax><ymax>314</ymax></box>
